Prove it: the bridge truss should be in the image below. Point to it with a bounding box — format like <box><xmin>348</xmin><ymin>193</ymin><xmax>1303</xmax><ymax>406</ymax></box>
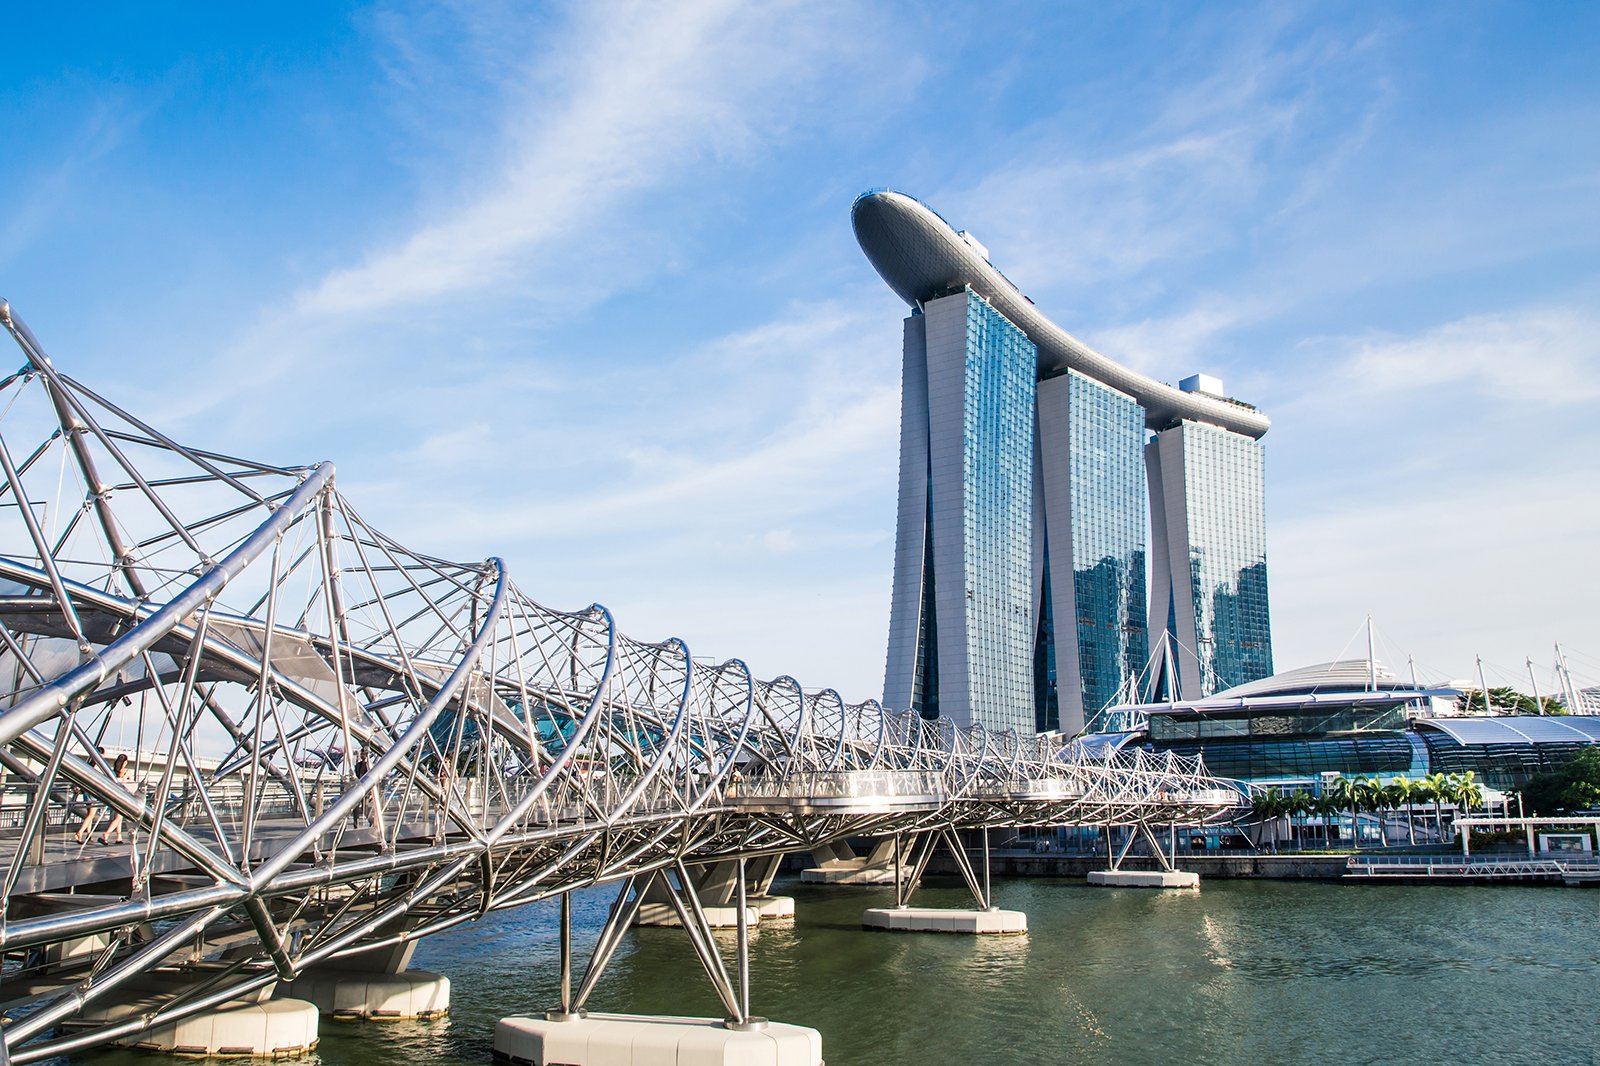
<box><xmin>0</xmin><ymin>301</ymin><xmax>1240</xmax><ymax>1059</ymax></box>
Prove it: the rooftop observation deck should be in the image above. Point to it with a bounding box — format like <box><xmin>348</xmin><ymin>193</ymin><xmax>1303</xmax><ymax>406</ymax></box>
<box><xmin>851</xmin><ymin>190</ymin><xmax>1271</xmax><ymax>439</ymax></box>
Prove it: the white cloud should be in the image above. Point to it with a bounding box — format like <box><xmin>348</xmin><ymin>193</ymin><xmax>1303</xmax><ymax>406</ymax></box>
<box><xmin>0</xmin><ymin>101</ymin><xmax>141</xmax><ymax>264</ymax></box>
<box><xmin>1333</xmin><ymin>308</ymin><xmax>1600</xmax><ymax>404</ymax></box>
<box><xmin>1270</xmin><ymin>466</ymin><xmax>1600</xmax><ymax>683</ymax></box>
<box><xmin>1090</xmin><ymin>303</ymin><xmax>1249</xmax><ymax>382</ymax></box>
<box><xmin>298</xmin><ymin>0</ymin><xmax>873</xmax><ymax>317</ymax></box>
<box><xmin>761</xmin><ymin>530</ymin><xmax>798</xmax><ymax>554</ymax></box>
<box><xmin>334</xmin><ymin>296</ymin><xmax>901</xmax><ymax>568</ymax></box>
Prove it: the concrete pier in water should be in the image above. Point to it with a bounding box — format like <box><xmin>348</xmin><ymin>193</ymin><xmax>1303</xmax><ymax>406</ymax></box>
<box><xmin>277</xmin><ymin>940</ymin><xmax>452</xmax><ymax>1020</ymax></box>
<box><xmin>799</xmin><ymin>839</ymin><xmax>899</xmax><ymax>884</ymax></box>
<box><xmin>861</xmin><ymin>905</ymin><xmax>1027</xmax><ymax>934</ymax></box>
<box><xmin>634</xmin><ymin>858</ymin><xmax>794</xmax><ymax>927</ymax></box>
<box><xmin>496</xmin><ymin>1013</ymin><xmax>822</xmax><ymax>1066</ymax></box>
<box><xmin>278</xmin><ymin>969</ymin><xmax>450</xmax><ymax>1020</ymax></box>
<box><xmin>69</xmin><ymin>993</ymin><xmax>320</xmax><ymax>1058</ymax></box>
<box><xmin>1088</xmin><ymin>869</ymin><xmax>1200</xmax><ymax>889</ymax></box>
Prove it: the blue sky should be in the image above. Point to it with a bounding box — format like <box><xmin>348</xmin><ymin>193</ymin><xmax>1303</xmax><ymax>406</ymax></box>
<box><xmin>4</xmin><ymin>2</ymin><xmax>1598</xmax><ymax>702</ymax></box>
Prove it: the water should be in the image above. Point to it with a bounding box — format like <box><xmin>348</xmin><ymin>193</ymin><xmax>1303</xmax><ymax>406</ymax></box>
<box><xmin>100</xmin><ymin>876</ymin><xmax>1600</xmax><ymax>1066</ymax></box>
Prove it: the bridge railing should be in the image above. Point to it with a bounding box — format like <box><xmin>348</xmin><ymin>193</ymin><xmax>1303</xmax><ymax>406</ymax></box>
<box><xmin>725</xmin><ymin>769</ymin><xmax>944</xmax><ymax>805</ymax></box>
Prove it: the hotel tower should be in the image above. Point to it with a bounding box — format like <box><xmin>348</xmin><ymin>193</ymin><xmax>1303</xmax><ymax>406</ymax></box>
<box><xmin>854</xmin><ymin>190</ymin><xmax>1273</xmax><ymax>735</ymax></box>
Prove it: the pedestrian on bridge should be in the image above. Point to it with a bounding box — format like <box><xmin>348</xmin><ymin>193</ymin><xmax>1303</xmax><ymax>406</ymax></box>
<box><xmin>352</xmin><ymin>754</ymin><xmax>370</xmax><ymax>826</ymax></box>
<box><xmin>97</xmin><ymin>754</ymin><xmax>134</xmax><ymax>845</ymax></box>
<box><xmin>74</xmin><ymin>746</ymin><xmax>106</xmax><ymax>844</ymax></box>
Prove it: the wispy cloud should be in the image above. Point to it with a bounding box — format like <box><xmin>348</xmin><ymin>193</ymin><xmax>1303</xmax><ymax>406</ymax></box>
<box><xmin>143</xmin><ymin>0</ymin><xmax>900</xmax><ymax>437</ymax></box>
<box><xmin>0</xmin><ymin>100</ymin><xmax>142</xmax><ymax>265</ymax></box>
<box><xmin>1270</xmin><ymin>464</ymin><xmax>1600</xmax><ymax>682</ymax></box>
<box><xmin>942</xmin><ymin>12</ymin><xmax>1394</xmax><ymax>309</ymax></box>
<box><xmin>1330</xmin><ymin>308</ymin><xmax>1600</xmax><ymax>404</ymax></box>
<box><xmin>1090</xmin><ymin>303</ymin><xmax>1250</xmax><ymax>382</ymax></box>
<box><xmin>362</xmin><ymin>298</ymin><xmax>901</xmax><ymax>550</ymax></box>
<box><xmin>298</xmin><ymin>0</ymin><xmax>874</xmax><ymax>317</ymax></box>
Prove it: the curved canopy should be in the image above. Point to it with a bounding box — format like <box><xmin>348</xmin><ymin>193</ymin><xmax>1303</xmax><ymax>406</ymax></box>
<box><xmin>1415</xmin><ymin>716</ymin><xmax>1600</xmax><ymax>746</ymax></box>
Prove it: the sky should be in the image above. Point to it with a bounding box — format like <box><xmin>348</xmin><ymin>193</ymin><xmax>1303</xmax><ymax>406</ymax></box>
<box><xmin>3</xmin><ymin>1</ymin><xmax>1598</xmax><ymax>705</ymax></box>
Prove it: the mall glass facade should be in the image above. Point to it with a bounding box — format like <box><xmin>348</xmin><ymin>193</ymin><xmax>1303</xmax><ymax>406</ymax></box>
<box><xmin>1146</xmin><ymin>704</ymin><xmax>1414</xmax><ymax>779</ymax></box>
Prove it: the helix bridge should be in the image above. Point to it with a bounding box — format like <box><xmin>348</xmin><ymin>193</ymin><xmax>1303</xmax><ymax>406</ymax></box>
<box><xmin>0</xmin><ymin>300</ymin><xmax>1241</xmax><ymax>1061</ymax></box>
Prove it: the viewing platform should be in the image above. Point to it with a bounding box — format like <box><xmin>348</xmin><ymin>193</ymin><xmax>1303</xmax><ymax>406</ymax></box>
<box><xmin>1347</xmin><ymin>815</ymin><xmax>1600</xmax><ymax>885</ymax></box>
<box><xmin>1346</xmin><ymin>853</ymin><xmax>1600</xmax><ymax>884</ymax></box>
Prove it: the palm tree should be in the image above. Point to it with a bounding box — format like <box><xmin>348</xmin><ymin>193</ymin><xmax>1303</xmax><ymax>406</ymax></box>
<box><xmin>1387</xmin><ymin>777</ymin><xmax>1417</xmax><ymax>845</ymax></box>
<box><xmin>1424</xmin><ymin>772</ymin><xmax>1452</xmax><ymax>842</ymax></box>
<box><xmin>1451</xmin><ymin>771</ymin><xmax>1483</xmax><ymax>835</ymax></box>
<box><xmin>1327</xmin><ymin>776</ymin><xmax>1361</xmax><ymax>850</ymax></box>
<box><xmin>1288</xmin><ymin>790</ymin><xmax>1313</xmax><ymax>850</ymax></box>
<box><xmin>1362</xmin><ymin>776</ymin><xmax>1391</xmax><ymax>847</ymax></box>
<box><xmin>1248</xmin><ymin>788</ymin><xmax>1282</xmax><ymax>848</ymax></box>
<box><xmin>1314</xmin><ymin>792</ymin><xmax>1340</xmax><ymax>847</ymax></box>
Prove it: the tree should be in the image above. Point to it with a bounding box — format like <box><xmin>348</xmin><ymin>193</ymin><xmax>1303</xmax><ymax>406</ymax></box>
<box><xmin>1521</xmin><ymin>749</ymin><xmax>1600</xmax><ymax>815</ymax></box>
<box><xmin>1327</xmin><ymin>776</ymin><xmax>1362</xmax><ymax>850</ymax></box>
<box><xmin>1450</xmin><ymin>771</ymin><xmax>1483</xmax><ymax>828</ymax></box>
<box><xmin>1356</xmin><ymin>771</ymin><xmax>1395</xmax><ymax>845</ymax></box>
<box><xmin>1249</xmin><ymin>788</ymin><xmax>1285</xmax><ymax>847</ymax></box>
<box><xmin>1287</xmin><ymin>790</ymin><xmax>1314</xmax><ymax>849</ymax></box>
<box><xmin>1386</xmin><ymin>777</ymin><xmax>1417</xmax><ymax>845</ymax></box>
<box><xmin>1458</xmin><ymin>687</ymin><xmax>1568</xmax><ymax>716</ymax></box>
<box><xmin>1423</xmin><ymin>772</ymin><xmax>1452</xmax><ymax>841</ymax></box>
<box><xmin>1311</xmin><ymin>792</ymin><xmax>1339</xmax><ymax>847</ymax></box>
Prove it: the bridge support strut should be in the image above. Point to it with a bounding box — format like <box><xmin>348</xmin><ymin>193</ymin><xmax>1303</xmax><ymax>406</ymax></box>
<box><xmin>500</xmin><ymin>862</ymin><xmax>821</xmax><ymax>1065</ymax></box>
<box><xmin>1088</xmin><ymin>822</ymin><xmax>1200</xmax><ymax>889</ymax></box>
<box><xmin>867</xmin><ymin>829</ymin><xmax>1026</xmax><ymax>935</ymax></box>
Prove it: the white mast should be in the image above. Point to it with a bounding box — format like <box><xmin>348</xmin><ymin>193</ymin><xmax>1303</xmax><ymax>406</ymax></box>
<box><xmin>1167</xmin><ymin>629</ymin><xmax>1178</xmax><ymax>706</ymax></box>
<box><xmin>1526</xmin><ymin>657</ymin><xmax>1543</xmax><ymax>716</ymax></box>
<box><xmin>1476</xmin><ymin>655</ymin><xmax>1493</xmax><ymax>716</ymax></box>
<box><xmin>1556</xmin><ymin>642</ymin><xmax>1581</xmax><ymax>713</ymax></box>
<box><xmin>1366</xmin><ymin>614</ymin><xmax>1378</xmax><ymax>692</ymax></box>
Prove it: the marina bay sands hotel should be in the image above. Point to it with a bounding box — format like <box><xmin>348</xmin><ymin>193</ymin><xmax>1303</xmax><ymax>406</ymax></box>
<box><xmin>853</xmin><ymin>190</ymin><xmax>1273</xmax><ymax>737</ymax></box>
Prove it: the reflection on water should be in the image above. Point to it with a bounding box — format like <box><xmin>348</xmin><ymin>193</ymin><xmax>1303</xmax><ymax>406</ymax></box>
<box><xmin>66</xmin><ymin>875</ymin><xmax>1600</xmax><ymax>1066</ymax></box>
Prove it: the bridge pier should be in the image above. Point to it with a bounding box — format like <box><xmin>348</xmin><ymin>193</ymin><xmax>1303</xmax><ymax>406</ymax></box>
<box><xmin>498</xmin><ymin>865</ymin><xmax>821</xmax><ymax>1066</ymax></box>
<box><xmin>800</xmin><ymin>838</ymin><xmax>899</xmax><ymax>884</ymax></box>
<box><xmin>496</xmin><ymin>1013</ymin><xmax>822</xmax><ymax>1066</ymax></box>
<box><xmin>861</xmin><ymin>830</ymin><xmax>1028</xmax><ymax>935</ymax></box>
<box><xmin>635</xmin><ymin>856</ymin><xmax>791</xmax><ymax>927</ymax></box>
<box><xmin>277</xmin><ymin>941</ymin><xmax>451</xmax><ymax>1020</ymax></box>
<box><xmin>1087</xmin><ymin>823</ymin><xmax>1200</xmax><ymax>889</ymax></box>
<box><xmin>67</xmin><ymin>988</ymin><xmax>320</xmax><ymax>1058</ymax></box>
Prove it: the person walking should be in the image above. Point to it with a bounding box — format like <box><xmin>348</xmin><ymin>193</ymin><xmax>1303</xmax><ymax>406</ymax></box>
<box><xmin>351</xmin><ymin>754</ymin><xmax>370</xmax><ymax>827</ymax></box>
<box><xmin>98</xmin><ymin>753</ymin><xmax>135</xmax><ymax>845</ymax></box>
<box><xmin>74</xmin><ymin>747</ymin><xmax>107</xmax><ymax>843</ymax></box>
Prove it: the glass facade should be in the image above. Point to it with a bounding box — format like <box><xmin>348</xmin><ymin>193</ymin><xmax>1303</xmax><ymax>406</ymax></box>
<box><xmin>1176</xmin><ymin>422</ymin><xmax>1273</xmax><ymax>694</ymax></box>
<box><xmin>1032</xmin><ymin>551</ymin><xmax>1058</xmax><ymax>733</ymax></box>
<box><xmin>1419</xmin><ymin>734</ymin><xmax>1594</xmax><ymax>790</ymax></box>
<box><xmin>1142</xmin><ymin>712</ymin><xmax>1600</xmax><ymax>786</ymax></box>
<box><xmin>956</xmin><ymin>292</ymin><xmax>1037</xmax><ymax>734</ymax></box>
<box><xmin>1147</xmin><ymin>705</ymin><xmax>1409</xmax><ymax>742</ymax></box>
<box><xmin>910</xmin><ymin>488</ymin><xmax>939</xmax><ymax>718</ymax></box>
<box><xmin>1063</xmin><ymin>371</ymin><xmax>1148</xmax><ymax>718</ymax></box>
<box><xmin>1154</xmin><ymin>734</ymin><xmax>1415</xmax><ymax>780</ymax></box>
